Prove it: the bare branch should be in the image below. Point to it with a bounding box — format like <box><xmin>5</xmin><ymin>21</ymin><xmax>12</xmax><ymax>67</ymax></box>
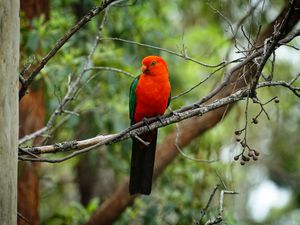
<box><xmin>175</xmin><ymin>122</ymin><xmax>217</xmax><ymax>163</ymax></box>
<box><xmin>250</xmin><ymin>0</ymin><xmax>297</xmax><ymax>95</ymax></box>
<box><xmin>84</xmin><ymin>66</ymin><xmax>135</xmax><ymax>78</ymax></box>
<box><xmin>257</xmin><ymin>79</ymin><xmax>300</xmax><ymax>97</ymax></box>
<box><xmin>195</xmin><ymin>185</ymin><xmax>238</xmax><ymax>225</ymax></box>
<box><xmin>19</xmin><ymin>0</ymin><xmax>122</xmax><ymax>100</ymax></box>
<box><xmin>19</xmin><ymin>88</ymin><xmax>250</xmax><ymax>162</ymax></box>
<box><xmin>18</xmin><ymin>76</ymin><xmax>300</xmax><ymax>163</ymax></box>
<box><xmin>19</xmin><ymin>4</ymin><xmax>116</xmax><ymax>145</ymax></box>
<box><xmin>100</xmin><ymin>37</ymin><xmax>226</xmax><ymax>68</ymax></box>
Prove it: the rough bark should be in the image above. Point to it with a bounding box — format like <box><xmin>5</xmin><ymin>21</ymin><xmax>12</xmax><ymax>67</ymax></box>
<box><xmin>85</xmin><ymin>2</ymin><xmax>300</xmax><ymax>225</ymax></box>
<box><xmin>20</xmin><ymin>0</ymin><xmax>50</xmax><ymax>20</ymax></box>
<box><xmin>18</xmin><ymin>87</ymin><xmax>45</xmax><ymax>225</ymax></box>
<box><xmin>0</xmin><ymin>1</ymin><xmax>19</xmax><ymax>224</ymax></box>
<box><xmin>18</xmin><ymin>1</ymin><xmax>48</xmax><ymax>225</ymax></box>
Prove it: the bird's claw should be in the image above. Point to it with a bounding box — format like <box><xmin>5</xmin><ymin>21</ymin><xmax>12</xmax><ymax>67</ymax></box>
<box><xmin>156</xmin><ymin>115</ymin><xmax>164</xmax><ymax>124</ymax></box>
<box><xmin>143</xmin><ymin>118</ymin><xmax>151</xmax><ymax>131</ymax></box>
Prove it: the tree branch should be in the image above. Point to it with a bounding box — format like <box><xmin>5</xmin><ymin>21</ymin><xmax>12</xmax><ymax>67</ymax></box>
<box><xmin>19</xmin><ymin>88</ymin><xmax>249</xmax><ymax>162</ymax></box>
<box><xmin>18</xmin><ymin>77</ymin><xmax>300</xmax><ymax>162</ymax></box>
<box><xmin>19</xmin><ymin>0</ymin><xmax>121</xmax><ymax>100</ymax></box>
<box><xmin>100</xmin><ymin>37</ymin><xmax>227</xmax><ymax>68</ymax></box>
<box><xmin>249</xmin><ymin>0</ymin><xmax>297</xmax><ymax>95</ymax></box>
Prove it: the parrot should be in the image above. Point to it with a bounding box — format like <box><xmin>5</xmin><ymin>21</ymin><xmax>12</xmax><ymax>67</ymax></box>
<box><xmin>129</xmin><ymin>55</ymin><xmax>171</xmax><ymax>195</ymax></box>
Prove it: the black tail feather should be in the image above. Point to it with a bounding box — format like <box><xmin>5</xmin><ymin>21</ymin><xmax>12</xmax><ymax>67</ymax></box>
<box><xmin>129</xmin><ymin>129</ymin><xmax>157</xmax><ymax>195</ymax></box>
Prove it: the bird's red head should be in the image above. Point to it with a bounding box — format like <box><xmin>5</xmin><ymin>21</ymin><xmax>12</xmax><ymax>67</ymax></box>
<box><xmin>141</xmin><ymin>56</ymin><xmax>168</xmax><ymax>76</ymax></box>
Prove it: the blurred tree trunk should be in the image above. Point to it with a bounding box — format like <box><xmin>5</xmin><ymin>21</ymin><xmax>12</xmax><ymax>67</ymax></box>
<box><xmin>0</xmin><ymin>0</ymin><xmax>19</xmax><ymax>224</ymax></box>
<box><xmin>18</xmin><ymin>1</ymin><xmax>49</xmax><ymax>225</ymax></box>
<box><xmin>84</xmin><ymin>2</ymin><xmax>300</xmax><ymax>225</ymax></box>
<box><xmin>20</xmin><ymin>0</ymin><xmax>50</xmax><ymax>20</ymax></box>
<box><xmin>75</xmin><ymin>112</ymin><xmax>116</xmax><ymax>206</ymax></box>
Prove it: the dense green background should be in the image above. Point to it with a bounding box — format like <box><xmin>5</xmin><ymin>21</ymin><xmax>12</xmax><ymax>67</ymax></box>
<box><xmin>20</xmin><ymin>0</ymin><xmax>300</xmax><ymax>224</ymax></box>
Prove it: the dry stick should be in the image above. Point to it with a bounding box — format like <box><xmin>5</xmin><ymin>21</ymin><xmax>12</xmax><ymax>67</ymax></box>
<box><xmin>100</xmin><ymin>37</ymin><xmax>226</xmax><ymax>68</ymax></box>
<box><xmin>19</xmin><ymin>4</ymin><xmax>114</xmax><ymax>145</ymax></box>
<box><xmin>175</xmin><ymin>122</ymin><xmax>217</xmax><ymax>163</ymax></box>
<box><xmin>172</xmin><ymin>65</ymin><xmax>226</xmax><ymax>100</ymax></box>
<box><xmin>18</xmin><ymin>78</ymin><xmax>300</xmax><ymax>162</ymax></box>
<box><xmin>223</xmin><ymin>0</ymin><xmax>261</xmax><ymax>61</ymax></box>
<box><xmin>19</xmin><ymin>88</ymin><xmax>250</xmax><ymax>162</ymax></box>
<box><xmin>250</xmin><ymin>0</ymin><xmax>296</xmax><ymax>95</ymax></box>
<box><xmin>19</xmin><ymin>0</ymin><xmax>120</xmax><ymax>100</ymax></box>
<box><xmin>18</xmin><ymin>66</ymin><xmax>133</xmax><ymax>145</ymax></box>
<box><xmin>196</xmin><ymin>185</ymin><xmax>238</xmax><ymax>225</ymax></box>
<box><xmin>198</xmin><ymin>185</ymin><xmax>220</xmax><ymax>223</ymax></box>
<box><xmin>84</xmin><ymin>66</ymin><xmax>135</xmax><ymax>78</ymax></box>
<box><xmin>209</xmin><ymin>3</ymin><xmax>248</xmax><ymax>55</ymax></box>
<box><xmin>257</xmin><ymin>79</ymin><xmax>300</xmax><ymax>97</ymax></box>
<box><xmin>178</xmin><ymin>26</ymin><xmax>300</xmax><ymax>114</ymax></box>
<box><xmin>18</xmin><ymin>29</ymin><xmax>300</xmax><ymax>145</ymax></box>
<box><xmin>176</xmin><ymin>49</ymin><xmax>263</xmax><ymax>113</ymax></box>
<box><xmin>205</xmin><ymin>190</ymin><xmax>239</xmax><ymax>225</ymax></box>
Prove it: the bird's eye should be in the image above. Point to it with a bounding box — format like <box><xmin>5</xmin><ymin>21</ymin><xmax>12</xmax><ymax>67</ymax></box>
<box><xmin>150</xmin><ymin>61</ymin><xmax>157</xmax><ymax>66</ymax></box>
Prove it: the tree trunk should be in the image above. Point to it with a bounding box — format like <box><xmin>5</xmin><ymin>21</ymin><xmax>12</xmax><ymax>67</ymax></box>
<box><xmin>18</xmin><ymin>1</ymin><xmax>49</xmax><ymax>224</ymax></box>
<box><xmin>0</xmin><ymin>1</ymin><xmax>20</xmax><ymax>224</ymax></box>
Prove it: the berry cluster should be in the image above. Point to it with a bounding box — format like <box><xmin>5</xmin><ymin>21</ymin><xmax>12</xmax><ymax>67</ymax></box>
<box><xmin>233</xmin><ymin>130</ymin><xmax>260</xmax><ymax>165</ymax></box>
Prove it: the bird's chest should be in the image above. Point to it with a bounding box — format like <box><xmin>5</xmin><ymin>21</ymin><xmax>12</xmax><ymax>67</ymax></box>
<box><xmin>134</xmin><ymin>77</ymin><xmax>170</xmax><ymax>122</ymax></box>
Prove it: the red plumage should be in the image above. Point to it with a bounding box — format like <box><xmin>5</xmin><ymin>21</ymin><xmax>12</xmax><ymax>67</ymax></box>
<box><xmin>129</xmin><ymin>56</ymin><xmax>171</xmax><ymax>195</ymax></box>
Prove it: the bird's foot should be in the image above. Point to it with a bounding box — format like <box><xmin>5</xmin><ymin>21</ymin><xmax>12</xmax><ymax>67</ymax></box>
<box><xmin>156</xmin><ymin>115</ymin><xmax>164</xmax><ymax>125</ymax></box>
<box><xmin>143</xmin><ymin>117</ymin><xmax>151</xmax><ymax>131</ymax></box>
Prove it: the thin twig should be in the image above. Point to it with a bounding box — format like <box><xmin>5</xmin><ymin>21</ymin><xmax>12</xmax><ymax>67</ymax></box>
<box><xmin>19</xmin><ymin>0</ymin><xmax>121</xmax><ymax>100</ymax></box>
<box><xmin>175</xmin><ymin>122</ymin><xmax>217</xmax><ymax>163</ymax></box>
<box><xmin>84</xmin><ymin>66</ymin><xmax>135</xmax><ymax>78</ymax></box>
<box><xmin>19</xmin><ymin>89</ymin><xmax>250</xmax><ymax>162</ymax></box>
<box><xmin>19</xmin><ymin>3</ymin><xmax>115</xmax><ymax>145</ymax></box>
<box><xmin>250</xmin><ymin>0</ymin><xmax>296</xmax><ymax>95</ymax></box>
<box><xmin>18</xmin><ymin>77</ymin><xmax>300</xmax><ymax>162</ymax></box>
<box><xmin>100</xmin><ymin>37</ymin><xmax>226</xmax><ymax>68</ymax></box>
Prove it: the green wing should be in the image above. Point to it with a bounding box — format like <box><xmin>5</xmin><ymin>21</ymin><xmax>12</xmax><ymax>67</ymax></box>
<box><xmin>167</xmin><ymin>92</ymin><xmax>171</xmax><ymax>108</ymax></box>
<box><xmin>129</xmin><ymin>76</ymin><xmax>140</xmax><ymax>125</ymax></box>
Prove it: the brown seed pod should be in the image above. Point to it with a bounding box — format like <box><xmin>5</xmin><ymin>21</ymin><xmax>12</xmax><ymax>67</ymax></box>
<box><xmin>252</xmin><ymin>118</ymin><xmax>258</xmax><ymax>124</ymax></box>
<box><xmin>274</xmin><ymin>97</ymin><xmax>280</xmax><ymax>103</ymax></box>
<box><xmin>248</xmin><ymin>152</ymin><xmax>253</xmax><ymax>157</ymax></box>
<box><xmin>253</xmin><ymin>156</ymin><xmax>258</xmax><ymax>161</ymax></box>
<box><xmin>236</xmin><ymin>137</ymin><xmax>241</xmax><ymax>142</ymax></box>
<box><xmin>254</xmin><ymin>150</ymin><xmax>260</xmax><ymax>156</ymax></box>
<box><xmin>235</xmin><ymin>130</ymin><xmax>242</xmax><ymax>136</ymax></box>
<box><xmin>240</xmin><ymin>161</ymin><xmax>246</xmax><ymax>165</ymax></box>
<box><xmin>234</xmin><ymin>155</ymin><xmax>240</xmax><ymax>161</ymax></box>
<box><xmin>242</xmin><ymin>155</ymin><xmax>250</xmax><ymax>161</ymax></box>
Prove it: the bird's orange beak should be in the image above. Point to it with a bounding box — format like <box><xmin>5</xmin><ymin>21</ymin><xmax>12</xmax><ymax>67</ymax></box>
<box><xmin>142</xmin><ymin>65</ymin><xmax>149</xmax><ymax>74</ymax></box>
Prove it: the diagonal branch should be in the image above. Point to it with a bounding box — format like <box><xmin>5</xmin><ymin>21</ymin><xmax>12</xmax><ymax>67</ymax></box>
<box><xmin>249</xmin><ymin>0</ymin><xmax>297</xmax><ymax>95</ymax></box>
<box><xmin>19</xmin><ymin>88</ymin><xmax>250</xmax><ymax>162</ymax></box>
<box><xmin>18</xmin><ymin>77</ymin><xmax>300</xmax><ymax>162</ymax></box>
<box><xmin>100</xmin><ymin>37</ymin><xmax>227</xmax><ymax>68</ymax></box>
<box><xmin>19</xmin><ymin>0</ymin><xmax>121</xmax><ymax>100</ymax></box>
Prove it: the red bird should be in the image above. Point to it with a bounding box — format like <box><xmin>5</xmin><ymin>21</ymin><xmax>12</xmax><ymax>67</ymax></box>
<box><xmin>129</xmin><ymin>56</ymin><xmax>171</xmax><ymax>195</ymax></box>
